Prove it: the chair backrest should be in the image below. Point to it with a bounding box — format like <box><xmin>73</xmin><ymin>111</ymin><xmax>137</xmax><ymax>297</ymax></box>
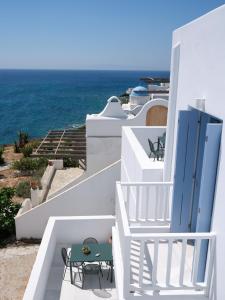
<box><xmin>83</xmin><ymin>237</ymin><xmax>98</xmax><ymax>245</ymax></box>
<box><xmin>148</xmin><ymin>139</ymin><xmax>156</xmax><ymax>153</ymax></box>
<box><xmin>61</xmin><ymin>248</ymin><xmax>69</xmax><ymax>266</ymax></box>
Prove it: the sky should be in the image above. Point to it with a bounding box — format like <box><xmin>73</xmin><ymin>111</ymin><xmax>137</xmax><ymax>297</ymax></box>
<box><xmin>0</xmin><ymin>0</ymin><xmax>225</xmax><ymax>71</ymax></box>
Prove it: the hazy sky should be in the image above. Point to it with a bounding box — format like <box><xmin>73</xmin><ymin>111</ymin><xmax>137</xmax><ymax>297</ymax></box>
<box><xmin>0</xmin><ymin>0</ymin><xmax>225</xmax><ymax>70</ymax></box>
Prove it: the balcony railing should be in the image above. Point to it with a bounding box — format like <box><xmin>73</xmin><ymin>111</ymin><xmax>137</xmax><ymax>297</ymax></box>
<box><xmin>115</xmin><ymin>182</ymin><xmax>216</xmax><ymax>298</ymax></box>
<box><xmin>120</xmin><ymin>182</ymin><xmax>173</xmax><ymax>229</ymax></box>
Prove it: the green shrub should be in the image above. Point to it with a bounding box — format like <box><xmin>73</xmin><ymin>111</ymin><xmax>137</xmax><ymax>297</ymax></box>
<box><xmin>21</xmin><ymin>145</ymin><xmax>33</xmax><ymax>157</ymax></box>
<box><xmin>14</xmin><ymin>141</ymin><xmax>20</xmax><ymax>153</ymax></box>
<box><xmin>16</xmin><ymin>181</ymin><xmax>31</xmax><ymax>198</ymax></box>
<box><xmin>12</xmin><ymin>157</ymin><xmax>48</xmax><ymax>173</ymax></box>
<box><xmin>0</xmin><ymin>147</ymin><xmax>4</xmax><ymax>165</ymax></box>
<box><xmin>63</xmin><ymin>157</ymin><xmax>79</xmax><ymax>168</ymax></box>
<box><xmin>12</xmin><ymin>158</ymin><xmax>36</xmax><ymax>172</ymax></box>
<box><xmin>29</xmin><ymin>140</ymin><xmax>40</xmax><ymax>149</ymax></box>
<box><xmin>18</xmin><ymin>131</ymin><xmax>29</xmax><ymax>148</ymax></box>
<box><xmin>0</xmin><ymin>187</ymin><xmax>21</xmax><ymax>243</ymax></box>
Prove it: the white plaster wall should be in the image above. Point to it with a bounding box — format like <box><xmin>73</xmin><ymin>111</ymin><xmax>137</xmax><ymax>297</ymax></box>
<box><xmin>167</xmin><ymin>5</ymin><xmax>225</xmax><ymax>299</ymax></box>
<box><xmin>86</xmin><ymin>99</ymin><xmax>168</xmax><ymax>174</ymax></box>
<box><xmin>86</xmin><ymin>99</ymin><xmax>168</xmax><ymax>137</ymax></box>
<box><xmin>130</xmin><ymin>95</ymin><xmax>149</xmax><ymax>106</ymax></box>
<box><xmin>23</xmin><ymin>216</ymin><xmax>115</xmax><ymax>300</ymax></box>
<box><xmin>15</xmin><ymin>161</ymin><xmax>120</xmax><ymax>239</ymax></box>
<box><xmin>121</xmin><ymin>127</ymin><xmax>165</xmax><ymax>183</ymax></box>
<box><xmin>87</xmin><ymin>137</ymin><xmax>121</xmax><ymax>173</ymax></box>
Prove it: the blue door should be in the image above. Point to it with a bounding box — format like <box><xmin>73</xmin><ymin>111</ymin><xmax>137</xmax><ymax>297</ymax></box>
<box><xmin>171</xmin><ymin>110</ymin><xmax>200</xmax><ymax>232</ymax></box>
<box><xmin>190</xmin><ymin>113</ymin><xmax>211</xmax><ymax>232</ymax></box>
<box><xmin>196</xmin><ymin>123</ymin><xmax>222</xmax><ymax>281</ymax></box>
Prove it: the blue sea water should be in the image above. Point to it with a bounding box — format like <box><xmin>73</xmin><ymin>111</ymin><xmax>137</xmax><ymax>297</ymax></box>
<box><xmin>0</xmin><ymin>69</ymin><xmax>169</xmax><ymax>145</ymax></box>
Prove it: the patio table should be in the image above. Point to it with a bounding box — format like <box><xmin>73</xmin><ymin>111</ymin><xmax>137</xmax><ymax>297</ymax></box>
<box><xmin>69</xmin><ymin>243</ymin><xmax>113</xmax><ymax>284</ymax></box>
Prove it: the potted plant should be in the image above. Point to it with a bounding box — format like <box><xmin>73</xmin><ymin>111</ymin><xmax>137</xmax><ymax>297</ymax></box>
<box><xmin>30</xmin><ymin>180</ymin><xmax>38</xmax><ymax>190</ymax></box>
<box><xmin>82</xmin><ymin>245</ymin><xmax>91</xmax><ymax>255</ymax></box>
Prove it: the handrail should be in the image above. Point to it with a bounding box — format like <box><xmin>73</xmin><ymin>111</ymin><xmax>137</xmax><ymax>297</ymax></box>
<box><xmin>131</xmin><ymin>231</ymin><xmax>216</xmax><ymax>239</ymax></box>
<box><xmin>120</xmin><ymin>181</ymin><xmax>173</xmax><ymax>186</ymax></box>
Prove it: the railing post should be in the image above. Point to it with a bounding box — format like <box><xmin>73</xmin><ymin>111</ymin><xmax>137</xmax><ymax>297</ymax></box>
<box><xmin>123</xmin><ymin>234</ymin><xmax>131</xmax><ymax>298</ymax></box>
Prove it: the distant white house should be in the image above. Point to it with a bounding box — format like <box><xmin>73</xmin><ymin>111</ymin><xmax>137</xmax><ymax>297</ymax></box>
<box><xmin>23</xmin><ymin>4</ymin><xmax>225</xmax><ymax>300</ymax></box>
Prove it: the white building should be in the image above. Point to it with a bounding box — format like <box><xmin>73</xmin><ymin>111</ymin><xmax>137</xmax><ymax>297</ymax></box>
<box><xmin>22</xmin><ymin>4</ymin><xmax>225</xmax><ymax>300</ymax></box>
<box><xmin>86</xmin><ymin>96</ymin><xmax>168</xmax><ymax>173</ymax></box>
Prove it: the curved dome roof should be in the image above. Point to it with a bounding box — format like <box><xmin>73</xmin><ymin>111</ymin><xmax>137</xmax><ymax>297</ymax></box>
<box><xmin>131</xmin><ymin>86</ymin><xmax>148</xmax><ymax>96</ymax></box>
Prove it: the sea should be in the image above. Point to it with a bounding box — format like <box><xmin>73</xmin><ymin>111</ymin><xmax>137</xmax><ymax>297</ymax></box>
<box><xmin>0</xmin><ymin>69</ymin><xmax>169</xmax><ymax>145</ymax></box>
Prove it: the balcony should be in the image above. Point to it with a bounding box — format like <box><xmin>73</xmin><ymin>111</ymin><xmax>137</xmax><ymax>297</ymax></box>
<box><xmin>115</xmin><ymin>181</ymin><xmax>216</xmax><ymax>299</ymax></box>
<box><xmin>121</xmin><ymin>126</ymin><xmax>166</xmax><ymax>183</ymax></box>
<box><xmin>23</xmin><ymin>216</ymin><xmax>116</xmax><ymax>300</ymax></box>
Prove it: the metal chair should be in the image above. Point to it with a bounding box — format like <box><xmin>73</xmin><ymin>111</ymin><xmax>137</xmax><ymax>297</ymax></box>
<box><xmin>61</xmin><ymin>247</ymin><xmax>82</xmax><ymax>281</ymax></box>
<box><xmin>82</xmin><ymin>237</ymin><xmax>103</xmax><ymax>277</ymax></box>
<box><xmin>82</xmin><ymin>263</ymin><xmax>102</xmax><ymax>289</ymax></box>
<box><xmin>148</xmin><ymin>138</ymin><xmax>164</xmax><ymax>161</ymax></box>
<box><xmin>106</xmin><ymin>260</ymin><xmax>113</xmax><ymax>282</ymax></box>
<box><xmin>83</xmin><ymin>237</ymin><xmax>98</xmax><ymax>245</ymax></box>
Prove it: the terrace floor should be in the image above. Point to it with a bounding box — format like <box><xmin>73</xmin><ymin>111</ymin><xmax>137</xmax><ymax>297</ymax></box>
<box><xmin>45</xmin><ymin>264</ymin><xmax>117</xmax><ymax>300</ymax></box>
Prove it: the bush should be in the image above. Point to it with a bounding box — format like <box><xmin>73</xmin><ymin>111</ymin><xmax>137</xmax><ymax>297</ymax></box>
<box><xmin>12</xmin><ymin>157</ymin><xmax>48</xmax><ymax>174</ymax></box>
<box><xmin>0</xmin><ymin>147</ymin><xmax>4</xmax><ymax>165</ymax></box>
<box><xmin>18</xmin><ymin>131</ymin><xmax>29</xmax><ymax>148</ymax></box>
<box><xmin>0</xmin><ymin>187</ymin><xmax>21</xmax><ymax>243</ymax></box>
<box><xmin>21</xmin><ymin>145</ymin><xmax>33</xmax><ymax>157</ymax></box>
<box><xmin>16</xmin><ymin>181</ymin><xmax>31</xmax><ymax>198</ymax></box>
<box><xmin>14</xmin><ymin>141</ymin><xmax>20</xmax><ymax>153</ymax></box>
<box><xmin>63</xmin><ymin>157</ymin><xmax>79</xmax><ymax>168</ymax></box>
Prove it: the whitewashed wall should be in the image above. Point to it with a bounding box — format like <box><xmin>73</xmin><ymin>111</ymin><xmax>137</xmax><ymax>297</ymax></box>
<box><xmin>15</xmin><ymin>161</ymin><xmax>120</xmax><ymax>239</ymax></box>
<box><xmin>86</xmin><ymin>137</ymin><xmax>121</xmax><ymax>174</ymax></box>
<box><xmin>86</xmin><ymin>99</ymin><xmax>168</xmax><ymax>173</ymax></box>
<box><xmin>167</xmin><ymin>5</ymin><xmax>225</xmax><ymax>300</ymax></box>
<box><xmin>121</xmin><ymin>126</ymin><xmax>165</xmax><ymax>183</ymax></box>
<box><xmin>86</xmin><ymin>99</ymin><xmax>168</xmax><ymax>137</ymax></box>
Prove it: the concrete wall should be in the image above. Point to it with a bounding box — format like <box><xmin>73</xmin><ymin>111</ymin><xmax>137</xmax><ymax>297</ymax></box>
<box><xmin>167</xmin><ymin>5</ymin><xmax>225</xmax><ymax>299</ymax></box>
<box><xmin>23</xmin><ymin>216</ymin><xmax>115</xmax><ymax>300</ymax></box>
<box><xmin>15</xmin><ymin>161</ymin><xmax>120</xmax><ymax>239</ymax></box>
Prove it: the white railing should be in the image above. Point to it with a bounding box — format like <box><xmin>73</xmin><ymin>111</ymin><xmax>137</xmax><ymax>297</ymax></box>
<box><xmin>129</xmin><ymin>232</ymin><xmax>216</xmax><ymax>296</ymax></box>
<box><xmin>115</xmin><ymin>182</ymin><xmax>216</xmax><ymax>297</ymax></box>
<box><xmin>120</xmin><ymin>182</ymin><xmax>173</xmax><ymax>226</ymax></box>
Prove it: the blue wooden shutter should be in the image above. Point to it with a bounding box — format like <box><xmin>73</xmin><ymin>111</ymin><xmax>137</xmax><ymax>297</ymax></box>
<box><xmin>196</xmin><ymin>123</ymin><xmax>222</xmax><ymax>282</ymax></box>
<box><xmin>171</xmin><ymin>110</ymin><xmax>200</xmax><ymax>232</ymax></box>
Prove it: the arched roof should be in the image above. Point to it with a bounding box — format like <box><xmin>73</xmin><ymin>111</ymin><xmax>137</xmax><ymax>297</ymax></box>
<box><xmin>131</xmin><ymin>86</ymin><xmax>148</xmax><ymax>96</ymax></box>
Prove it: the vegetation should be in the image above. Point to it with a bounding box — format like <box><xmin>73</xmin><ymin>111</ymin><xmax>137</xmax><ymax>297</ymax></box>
<box><xmin>0</xmin><ymin>187</ymin><xmax>21</xmax><ymax>246</ymax></box>
<box><xmin>63</xmin><ymin>157</ymin><xmax>79</xmax><ymax>168</ymax></box>
<box><xmin>0</xmin><ymin>147</ymin><xmax>4</xmax><ymax>165</ymax></box>
<box><xmin>14</xmin><ymin>131</ymin><xmax>29</xmax><ymax>154</ymax></box>
<box><xmin>21</xmin><ymin>145</ymin><xmax>33</xmax><ymax>157</ymax></box>
<box><xmin>18</xmin><ymin>131</ymin><xmax>29</xmax><ymax>148</ymax></box>
<box><xmin>119</xmin><ymin>95</ymin><xmax>129</xmax><ymax>104</ymax></box>
<box><xmin>15</xmin><ymin>181</ymin><xmax>31</xmax><ymax>198</ymax></box>
<box><xmin>12</xmin><ymin>157</ymin><xmax>48</xmax><ymax>174</ymax></box>
<box><xmin>14</xmin><ymin>141</ymin><xmax>20</xmax><ymax>153</ymax></box>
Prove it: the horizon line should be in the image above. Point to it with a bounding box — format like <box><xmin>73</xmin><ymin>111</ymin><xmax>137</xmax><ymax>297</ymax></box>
<box><xmin>0</xmin><ymin>68</ymin><xmax>170</xmax><ymax>72</ymax></box>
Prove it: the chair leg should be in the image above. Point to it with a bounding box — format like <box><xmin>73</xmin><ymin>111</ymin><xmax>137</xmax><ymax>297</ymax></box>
<box><xmin>98</xmin><ymin>271</ymin><xmax>102</xmax><ymax>289</ymax></box>
<box><xmin>99</xmin><ymin>264</ymin><xmax>103</xmax><ymax>278</ymax></box>
<box><xmin>107</xmin><ymin>267</ymin><xmax>110</xmax><ymax>280</ymax></box>
<box><xmin>63</xmin><ymin>266</ymin><xmax>66</xmax><ymax>280</ymax></box>
<box><xmin>78</xmin><ymin>268</ymin><xmax>82</xmax><ymax>281</ymax></box>
<box><xmin>82</xmin><ymin>272</ymin><xmax>85</xmax><ymax>289</ymax></box>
